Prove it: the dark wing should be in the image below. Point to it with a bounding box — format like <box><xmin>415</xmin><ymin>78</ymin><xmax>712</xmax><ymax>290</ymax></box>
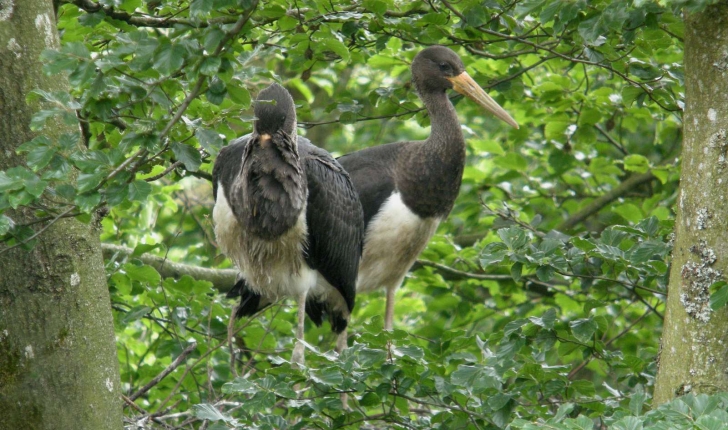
<box><xmin>337</xmin><ymin>141</ymin><xmax>406</xmax><ymax>227</ymax></box>
<box><xmin>212</xmin><ymin>134</ymin><xmax>251</xmax><ymax>203</ymax></box>
<box><xmin>300</xmin><ymin>139</ymin><xmax>364</xmax><ymax>313</ymax></box>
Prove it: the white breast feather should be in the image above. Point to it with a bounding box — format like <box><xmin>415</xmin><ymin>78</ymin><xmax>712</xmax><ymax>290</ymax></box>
<box><xmin>356</xmin><ymin>192</ymin><xmax>440</xmax><ymax>293</ymax></box>
<box><xmin>213</xmin><ymin>182</ymin><xmax>316</xmax><ymax>300</ymax></box>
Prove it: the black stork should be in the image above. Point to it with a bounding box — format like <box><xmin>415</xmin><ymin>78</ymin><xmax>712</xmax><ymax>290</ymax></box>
<box><xmin>212</xmin><ymin>83</ymin><xmax>364</xmax><ymax>364</ymax></box>
<box><xmin>337</xmin><ymin>45</ymin><xmax>519</xmax><ymax>331</ymax></box>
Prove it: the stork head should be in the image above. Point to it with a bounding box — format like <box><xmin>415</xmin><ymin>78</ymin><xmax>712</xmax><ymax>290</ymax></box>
<box><xmin>253</xmin><ymin>83</ymin><xmax>298</xmax><ymax>138</ymax></box>
<box><xmin>412</xmin><ymin>45</ymin><xmax>518</xmax><ymax>129</ymax></box>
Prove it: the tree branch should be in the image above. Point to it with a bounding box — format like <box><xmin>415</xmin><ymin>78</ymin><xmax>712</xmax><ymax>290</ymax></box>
<box><xmin>103</xmin><ymin>244</ymin><xmax>556</xmax><ymax>297</ymax></box>
<box><xmin>556</xmin><ymin>172</ymin><xmax>655</xmax><ymax>231</ymax></box>
<box><xmin>101</xmin><ymin>243</ymin><xmax>237</xmax><ymax>292</ymax></box>
<box><xmin>127</xmin><ymin>341</ymin><xmax>198</xmax><ymax>402</ymax></box>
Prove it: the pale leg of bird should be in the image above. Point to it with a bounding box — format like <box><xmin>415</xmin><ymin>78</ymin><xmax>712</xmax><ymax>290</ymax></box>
<box><xmin>291</xmin><ymin>291</ymin><xmax>307</xmax><ymax>367</ymax></box>
<box><xmin>336</xmin><ymin>327</ymin><xmax>349</xmax><ymax>409</ymax></box>
<box><xmin>335</xmin><ymin>327</ymin><xmax>348</xmax><ymax>353</ymax></box>
<box><xmin>384</xmin><ymin>284</ymin><xmax>397</xmax><ymax>330</ymax></box>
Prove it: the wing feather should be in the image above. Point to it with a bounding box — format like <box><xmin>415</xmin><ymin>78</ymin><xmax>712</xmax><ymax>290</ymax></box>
<box><xmin>300</xmin><ymin>140</ymin><xmax>364</xmax><ymax>312</ymax></box>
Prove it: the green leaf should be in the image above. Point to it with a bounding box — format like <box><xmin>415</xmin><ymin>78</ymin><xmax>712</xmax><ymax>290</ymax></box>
<box><xmin>510</xmin><ymin>262</ymin><xmax>523</xmax><ymax>281</ymax></box>
<box><xmin>227</xmin><ymin>83</ymin><xmax>251</xmax><ymax>107</ymax></box>
<box><xmin>196</xmin><ymin>129</ymin><xmax>225</xmax><ymax>156</ymax></box>
<box><xmin>75</xmin><ymin>192</ymin><xmax>101</xmax><ymax>213</ymax></box>
<box><xmin>193</xmin><ymin>404</ymin><xmax>231</xmax><ymax>422</ymax></box>
<box><xmin>122</xmin><ymin>306</ymin><xmax>152</xmax><ymax>324</ymax></box>
<box><xmin>529</xmin><ymin>308</ymin><xmax>556</xmax><ymax>330</ymax></box>
<box><xmin>614</xmin><ymin>203</ymin><xmax>643</xmax><ymax>224</ymax></box>
<box><xmin>199</xmin><ymin>56</ymin><xmax>221</xmax><ymax>76</ymax></box>
<box><xmin>124</xmin><ymin>263</ymin><xmax>161</xmax><ymax>285</ymax></box>
<box><xmin>222</xmin><ymin>377</ymin><xmax>257</xmax><ymax>394</ymax></box>
<box><xmin>624</xmin><ymin>154</ymin><xmax>650</xmax><ymax>173</ymax></box>
<box><xmin>571</xmin><ymin>380</ymin><xmax>596</xmax><ymax>397</ymax></box>
<box><xmin>153</xmin><ymin>42</ymin><xmax>186</xmax><ymax>75</ymax></box>
<box><xmin>710</xmin><ymin>282</ymin><xmax>728</xmax><ymax>310</ymax></box>
<box><xmin>206</xmin><ymin>77</ymin><xmax>227</xmax><ymax>105</ymax></box>
<box><xmin>318</xmin><ymin>38</ymin><xmax>350</xmax><ymax>62</ymax></box>
<box><xmin>311</xmin><ymin>368</ymin><xmax>343</xmax><ymax>386</ymax></box>
<box><xmin>363</xmin><ymin>0</ymin><xmax>387</xmax><ymax>15</ymax></box>
<box><xmin>570</xmin><ymin>318</ymin><xmax>597</xmax><ymax>343</ymax></box>
<box><xmin>0</xmin><ymin>214</ymin><xmax>14</xmax><ymax>235</ymax></box>
<box><xmin>128</xmin><ymin>180</ymin><xmax>152</xmax><ymax>201</ymax></box>
<box><xmin>536</xmin><ymin>265</ymin><xmax>555</xmax><ymax>282</ymax></box>
<box><xmin>470</xmin><ymin>138</ymin><xmax>505</xmax><ymax>155</ymax></box>
<box><xmin>498</xmin><ymin>227</ymin><xmax>529</xmax><ymax>251</ymax></box>
<box><xmin>77</xmin><ymin>172</ymin><xmax>106</xmax><ymax>193</ymax></box>
<box><xmin>0</xmin><ymin>171</ymin><xmax>24</xmax><ymax>192</ymax></box>
<box><xmin>171</xmin><ymin>142</ymin><xmax>201</xmax><ymax>172</ymax></box>
<box><xmin>339</xmin><ymin>111</ymin><xmax>357</xmax><ymax>124</ymax></box>
<box><xmin>359</xmin><ymin>392</ymin><xmax>381</xmax><ymax>407</ymax></box>
<box><xmin>277</xmin><ymin>16</ymin><xmax>299</xmax><ymax>31</ymax></box>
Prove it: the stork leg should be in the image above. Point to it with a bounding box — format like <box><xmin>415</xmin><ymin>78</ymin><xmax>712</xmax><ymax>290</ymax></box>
<box><xmin>291</xmin><ymin>291</ymin><xmax>307</xmax><ymax>367</ymax></box>
<box><xmin>336</xmin><ymin>326</ymin><xmax>349</xmax><ymax>409</ymax></box>
<box><xmin>384</xmin><ymin>284</ymin><xmax>397</xmax><ymax>331</ymax></box>
<box><xmin>335</xmin><ymin>328</ymin><xmax>348</xmax><ymax>353</ymax></box>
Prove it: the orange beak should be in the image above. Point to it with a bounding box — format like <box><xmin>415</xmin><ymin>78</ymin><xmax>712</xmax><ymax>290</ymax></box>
<box><xmin>446</xmin><ymin>72</ymin><xmax>519</xmax><ymax>129</ymax></box>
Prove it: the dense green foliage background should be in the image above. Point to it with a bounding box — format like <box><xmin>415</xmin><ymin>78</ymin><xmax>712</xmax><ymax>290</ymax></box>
<box><xmin>3</xmin><ymin>0</ymin><xmax>728</xmax><ymax>428</ymax></box>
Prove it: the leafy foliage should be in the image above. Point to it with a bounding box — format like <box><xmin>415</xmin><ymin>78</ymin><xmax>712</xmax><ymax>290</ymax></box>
<box><xmin>5</xmin><ymin>0</ymin><xmax>728</xmax><ymax>428</ymax></box>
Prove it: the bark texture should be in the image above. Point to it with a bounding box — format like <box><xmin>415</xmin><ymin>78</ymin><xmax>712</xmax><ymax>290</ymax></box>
<box><xmin>654</xmin><ymin>2</ymin><xmax>728</xmax><ymax>405</ymax></box>
<box><xmin>0</xmin><ymin>1</ymin><xmax>122</xmax><ymax>428</ymax></box>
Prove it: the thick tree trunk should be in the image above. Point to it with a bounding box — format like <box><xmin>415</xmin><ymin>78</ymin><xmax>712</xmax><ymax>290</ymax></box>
<box><xmin>654</xmin><ymin>3</ymin><xmax>728</xmax><ymax>405</ymax></box>
<box><xmin>0</xmin><ymin>1</ymin><xmax>122</xmax><ymax>428</ymax></box>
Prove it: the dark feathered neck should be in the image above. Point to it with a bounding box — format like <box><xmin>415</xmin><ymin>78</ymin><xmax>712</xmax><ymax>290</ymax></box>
<box><xmin>396</xmin><ymin>89</ymin><xmax>466</xmax><ymax>218</ymax></box>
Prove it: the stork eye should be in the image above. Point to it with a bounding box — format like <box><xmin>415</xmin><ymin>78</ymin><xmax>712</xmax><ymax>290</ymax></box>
<box><xmin>438</xmin><ymin>62</ymin><xmax>453</xmax><ymax>73</ymax></box>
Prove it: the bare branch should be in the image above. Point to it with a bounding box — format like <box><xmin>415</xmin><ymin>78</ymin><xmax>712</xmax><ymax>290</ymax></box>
<box><xmin>101</xmin><ymin>243</ymin><xmax>237</xmax><ymax>292</ymax></box>
<box><xmin>127</xmin><ymin>341</ymin><xmax>198</xmax><ymax>402</ymax></box>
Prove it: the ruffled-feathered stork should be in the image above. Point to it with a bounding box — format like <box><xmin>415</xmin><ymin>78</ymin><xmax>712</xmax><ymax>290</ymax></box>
<box><xmin>213</xmin><ymin>83</ymin><xmax>364</xmax><ymax>364</ymax></box>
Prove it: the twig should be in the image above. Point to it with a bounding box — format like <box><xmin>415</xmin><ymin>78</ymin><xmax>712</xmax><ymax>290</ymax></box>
<box><xmin>0</xmin><ymin>206</ymin><xmax>76</xmax><ymax>256</ymax></box>
<box><xmin>127</xmin><ymin>341</ymin><xmax>198</xmax><ymax>402</ymax></box>
<box><xmin>145</xmin><ymin>160</ymin><xmax>183</xmax><ymax>182</ymax></box>
<box><xmin>595</xmin><ymin>124</ymin><xmax>627</xmax><ymax>155</ymax></box>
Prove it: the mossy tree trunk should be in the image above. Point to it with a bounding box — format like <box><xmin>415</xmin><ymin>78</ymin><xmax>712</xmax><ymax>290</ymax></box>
<box><xmin>0</xmin><ymin>1</ymin><xmax>122</xmax><ymax>428</ymax></box>
<box><xmin>654</xmin><ymin>3</ymin><xmax>728</xmax><ymax>405</ymax></box>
